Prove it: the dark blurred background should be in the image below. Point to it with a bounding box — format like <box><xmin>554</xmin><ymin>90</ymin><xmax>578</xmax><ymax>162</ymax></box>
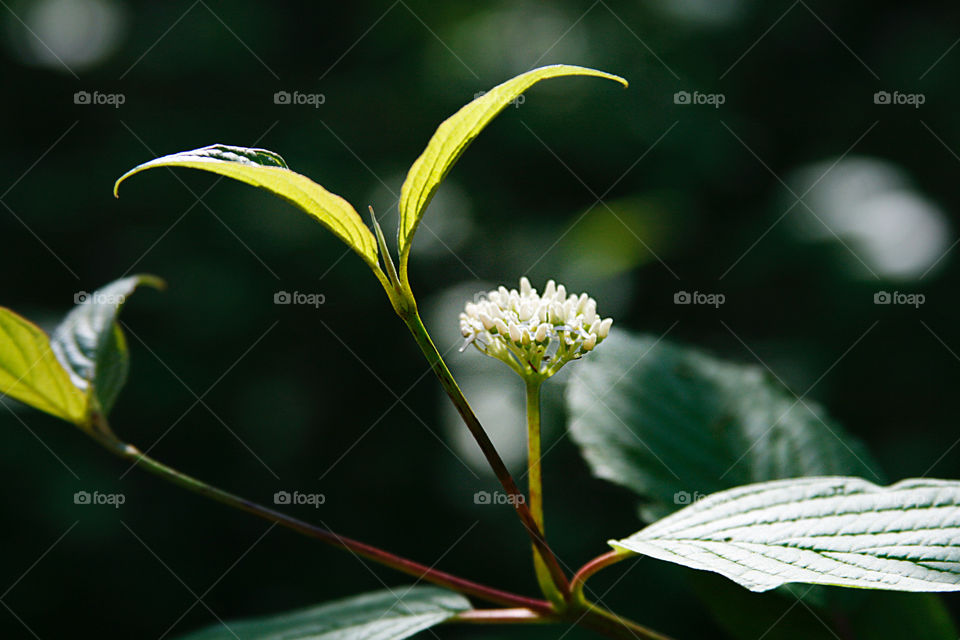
<box><xmin>1</xmin><ymin>1</ymin><xmax>959</xmax><ymax>637</ymax></box>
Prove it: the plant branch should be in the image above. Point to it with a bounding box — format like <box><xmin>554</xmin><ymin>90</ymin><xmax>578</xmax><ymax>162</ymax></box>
<box><xmin>578</xmin><ymin>605</ymin><xmax>677</xmax><ymax>640</ymax></box>
<box><xmin>91</xmin><ymin>431</ymin><xmax>552</xmax><ymax>614</ymax></box>
<box><xmin>401</xmin><ymin>310</ymin><xmax>571</xmax><ymax>600</ymax></box>
<box><xmin>450</xmin><ymin>608</ymin><xmax>555</xmax><ymax>624</ymax></box>
<box><xmin>571</xmin><ymin>551</ymin><xmax>632</xmax><ymax>603</ymax></box>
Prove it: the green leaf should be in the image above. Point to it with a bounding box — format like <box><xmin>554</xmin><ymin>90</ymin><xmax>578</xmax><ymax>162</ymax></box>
<box><xmin>566</xmin><ymin>330</ymin><xmax>880</xmax><ymax>521</ymax></box>
<box><xmin>611</xmin><ymin>476</ymin><xmax>960</xmax><ymax>593</ymax></box>
<box><xmin>177</xmin><ymin>587</ymin><xmax>471</xmax><ymax>640</ymax></box>
<box><xmin>0</xmin><ymin>308</ymin><xmax>86</xmax><ymax>424</ymax></box>
<box><xmin>51</xmin><ymin>275</ymin><xmax>163</xmax><ymax>416</ymax></box>
<box><xmin>398</xmin><ymin>64</ymin><xmax>627</xmax><ymax>266</ymax></box>
<box><xmin>114</xmin><ymin>144</ymin><xmax>379</xmax><ymax>269</ymax></box>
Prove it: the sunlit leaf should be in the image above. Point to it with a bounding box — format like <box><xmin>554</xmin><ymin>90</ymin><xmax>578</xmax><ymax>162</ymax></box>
<box><xmin>114</xmin><ymin>144</ymin><xmax>379</xmax><ymax>269</ymax></box>
<box><xmin>178</xmin><ymin>587</ymin><xmax>471</xmax><ymax>640</ymax></box>
<box><xmin>51</xmin><ymin>275</ymin><xmax>163</xmax><ymax>416</ymax></box>
<box><xmin>398</xmin><ymin>64</ymin><xmax>627</xmax><ymax>266</ymax></box>
<box><xmin>612</xmin><ymin>476</ymin><xmax>960</xmax><ymax>592</ymax></box>
<box><xmin>0</xmin><ymin>308</ymin><xmax>86</xmax><ymax>424</ymax></box>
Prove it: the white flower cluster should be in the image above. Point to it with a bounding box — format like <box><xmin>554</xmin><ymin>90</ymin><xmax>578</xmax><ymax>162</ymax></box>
<box><xmin>459</xmin><ymin>277</ymin><xmax>612</xmax><ymax>378</ymax></box>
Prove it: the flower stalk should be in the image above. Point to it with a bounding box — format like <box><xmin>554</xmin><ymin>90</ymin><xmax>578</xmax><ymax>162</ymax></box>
<box><xmin>401</xmin><ymin>309</ymin><xmax>571</xmax><ymax>600</ymax></box>
<box><xmin>525</xmin><ymin>376</ymin><xmax>563</xmax><ymax>607</ymax></box>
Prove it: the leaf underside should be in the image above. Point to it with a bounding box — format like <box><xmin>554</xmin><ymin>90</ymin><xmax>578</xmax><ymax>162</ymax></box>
<box><xmin>51</xmin><ymin>275</ymin><xmax>163</xmax><ymax>416</ymax></box>
<box><xmin>612</xmin><ymin>476</ymin><xmax>960</xmax><ymax>593</ymax></box>
<box><xmin>177</xmin><ymin>586</ymin><xmax>471</xmax><ymax>640</ymax></box>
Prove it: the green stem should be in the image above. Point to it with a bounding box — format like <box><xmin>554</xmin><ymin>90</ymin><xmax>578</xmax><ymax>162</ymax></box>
<box><xmin>401</xmin><ymin>309</ymin><xmax>571</xmax><ymax>601</ymax></box>
<box><xmin>525</xmin><ymin>377</ymin><xmax>563</xmax><ymax>607</ymax></box>
<box><xmin>90</xmin><ymin>431</ymin><xmax>552</xmax><ymax>614</ymax></box>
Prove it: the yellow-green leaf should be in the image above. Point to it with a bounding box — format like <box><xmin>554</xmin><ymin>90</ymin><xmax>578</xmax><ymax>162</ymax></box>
<box><xmin>398</xmin><ymin>64</ymin><xmax>627</xmax><ymax>265</ymax></box>
<box><xmin>0</xmin><ymin>308</ymin><xmax>86</xmax><ymax>425</ymax></box>
<box><xmin>114</xmin><ymin>145</ymin><xmax>379</xmax><ymax>268</ymax></box>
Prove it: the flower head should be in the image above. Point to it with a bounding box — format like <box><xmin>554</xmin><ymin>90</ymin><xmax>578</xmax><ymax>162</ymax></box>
<box><xmin>459</xmin><ymin>277</ymin><xmax>612</xmax><ymax>379</ymax></box>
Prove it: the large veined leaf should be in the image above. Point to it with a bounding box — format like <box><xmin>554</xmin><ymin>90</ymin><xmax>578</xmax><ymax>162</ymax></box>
<box><xmin>568</xmin><ymin>331</ymin><xmax>954</xmax><ymax>637</ymax></box>
<box><xmin>51</xmin><ymin>275</ymin><xmax>163</xmax><ymax>416</ymax></box>
<box><xmin>0</xmin><ymin>308</ymin><xmax>86</xmax><ymax>424</ymax></box>
<box><xmin>114</xmin><ymin>145</ymin><xmax>379</xmax><ymax>269</ymax></box>
<box><xmin>611</xmin><ymin>476</ymin><xmax>960</xmax><ymax>593</ymax></box>
<box><xmin>398</xmin><ymin>64</ymin><xmax>627</xmax><ymax>265</ymax></box>
<box><xmin>178</xmin><ymin>587</ymin><xmax>471</xmax><ymax>640</ymax></box>
<box><xmin>567</xmin><ymin>331</ymin><xmax>880</xmax><ymax>521</ymax></box>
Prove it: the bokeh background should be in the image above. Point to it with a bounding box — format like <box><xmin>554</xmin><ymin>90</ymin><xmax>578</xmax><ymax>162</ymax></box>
<box><xmin>1</xmin><ymin>1</ymin><xmax>959</xmax><ymax>637</ymax></box>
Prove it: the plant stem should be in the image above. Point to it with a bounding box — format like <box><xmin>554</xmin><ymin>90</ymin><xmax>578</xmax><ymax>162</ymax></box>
<box><xmin>571</xmin><ymin>551</ymin><xmax>631</xmax><ymax>603</ymax></box>
<box><xmin>525</xmin><ymin>377</ymin><xmax>563</xmax><ymax>607</ymax></box>
<box><xmin>578</xmin><ymin>605</ymin><xmax>677</xmax><ymax>640</ymax></box>
<box><xmin>450</xmin><ymin>608</ymin><xmax>555</xmax><ymax>624</ymax></box>
<box><xmin>401</xmin><ymin>310</ymin><xmax>571</xmax><ymax>601</ymax></box>
<box><xmin>91</xmin><ymin>432</ymin><xmax>552</xmax><ymax>614</ymax></box>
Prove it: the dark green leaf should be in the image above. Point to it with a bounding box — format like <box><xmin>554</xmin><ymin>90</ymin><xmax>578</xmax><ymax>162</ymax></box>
<box><xmin>566</xmin><ymin>330</ymin><xmax>881</xmax><ymax>521</ymax></box>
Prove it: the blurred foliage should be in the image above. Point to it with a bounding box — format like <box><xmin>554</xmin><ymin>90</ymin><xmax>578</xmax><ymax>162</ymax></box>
<box><xmin>2</xmin><ymin>0</ymin><xmax>960</xmax><ymax>638</ymax></box>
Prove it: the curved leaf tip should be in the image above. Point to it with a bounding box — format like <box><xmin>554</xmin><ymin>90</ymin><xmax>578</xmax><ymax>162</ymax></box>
<box><xmin>112</xmin><ymin>144</ymin><xmax>379</xmax><ymax>268</ymax></box>
<box><xmin>114</xmin><ymin>144</ymin><xmax>289</xmax><ymax>197</ymax></box>
<box><xmin>397</xmin><ymin>64</ymin><xmax>627</xmax><ymax>268</ymax></box>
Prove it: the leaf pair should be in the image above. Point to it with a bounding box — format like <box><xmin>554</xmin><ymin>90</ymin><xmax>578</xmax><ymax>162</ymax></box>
<box><xmin>0</xmin><ymin>276</ymin><xmax>161</xmax><ymax>429</ymax></box>
<box><xmin>114</xmin><ymin>65</ymin><xmax>627</xmax><ymax>291</ymax></box>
